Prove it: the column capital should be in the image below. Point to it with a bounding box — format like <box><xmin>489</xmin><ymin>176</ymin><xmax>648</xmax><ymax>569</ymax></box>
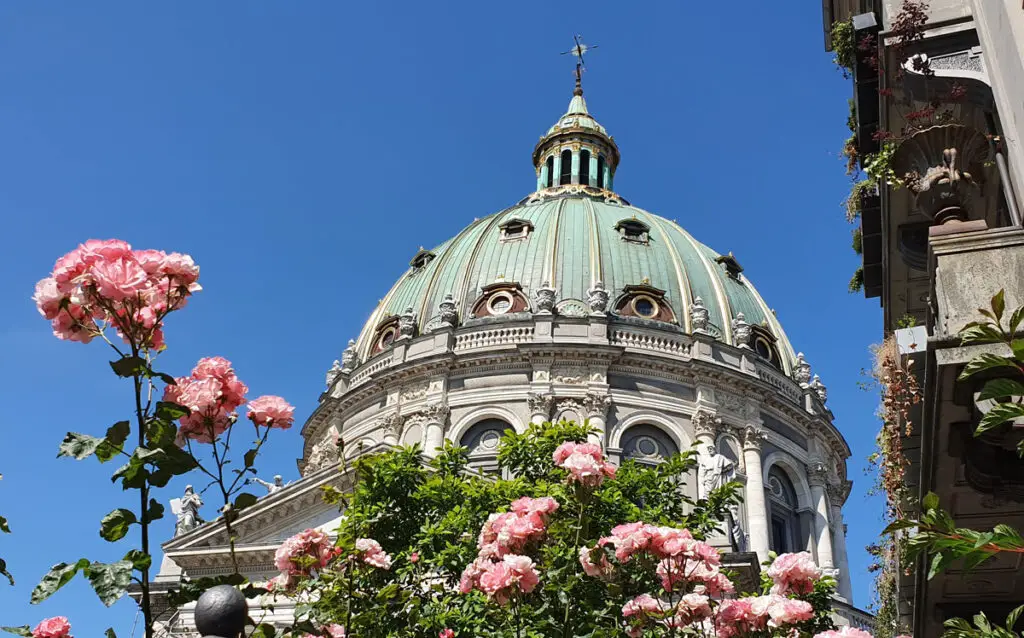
<box><xmin>691</xmin><ymin>407</ymin><xmax>721</xmax><ymax>438</ymax></box>
<box><xmin>583</xmin><ymin>391</ymin><xmax>612</xmax><ymax>419</ymax></box>
<box><xmin>527</xmin><ymin>391</ymin><xmax>555</xmax><ymax>420</ymax></box>
<box><xmin>409</xmin><ymin>401</ymin><xmax>449</xmax><ymax>425</ymax></box>
<box><xmin>742</xmin><ymin>425</ymin><xmax>766</xmax><ymax>451</ymax></box>
<box><xmin>806</xmin><ymin>460</ymin><xmax>829</xmax><ymax>487</ymax></box>
<box><xmin>826</xmin><ymin>479</ymin><xmax>851</xmax><ymax>505</ymax></box>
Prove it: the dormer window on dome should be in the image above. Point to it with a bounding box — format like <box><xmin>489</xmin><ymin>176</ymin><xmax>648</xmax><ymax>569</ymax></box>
<box><xmin>614</xmin><ymin>282</ymin><xmax>676</xmax><ymax>323</ymax></box>
<box><xmin>716</xmin><ymin>253</ymin><xmax>744</xmax><ymax>280</ymax></box>
<box><xmin>471</xmin><ymin>281</ymin><xmax>530</xmax><ymax>318</ymax></box>
<box><xmin>750</xmin><ymin>324</ymin><xmax>783</xmax><ymax>369</ymax></box>
<box><xmin>615</xmin><ymin>218</ymin><xmax>650</xmax><ymax>244</ymax></box>
<box><xmin>409</xmin><ymin>248</ymin><xmax>436</xmax><ymax>272</ymax></box>
<box><xmin>499</xmin><ymin>218</ymin><xmax>534</xmax><ymax>242</ymax></box>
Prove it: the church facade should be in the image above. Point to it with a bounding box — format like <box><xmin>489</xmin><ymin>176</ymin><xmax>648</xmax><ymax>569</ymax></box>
<box><xmin>154</xmin><ymin>72</ymin><xmax>871</xmax><ymax>633</ymax></box>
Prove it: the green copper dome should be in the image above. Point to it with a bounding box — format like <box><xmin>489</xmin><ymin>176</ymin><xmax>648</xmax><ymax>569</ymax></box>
<box><xmin>352</xmin><ymin>87</ymin><xmax>796</xmax><ymax>374</ymax></box>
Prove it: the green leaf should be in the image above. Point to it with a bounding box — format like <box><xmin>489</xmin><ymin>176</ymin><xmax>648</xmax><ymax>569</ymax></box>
<box><xmin>959</xmin><ymin>353</ymin><xmax>1020</xmax><ymax>381</ymax></box>
<box><xmin>31</xmin><ymin>558</ymin><xmax>89</xmax><ymax>604</ymax></box>
<box><xmin>145</xmin><ymin>499</ymin><xmax>165</xmax><ymax>524</ymax></box>
<box><xmin>111</xmin><ymin>455</ymin><xmax>148</xmax><ymax>490</ymax></box>
<box><xmin>882</xmin><ymin>518</ymin><xmax>919</xmax><ymax>534</ymax></box>
<box><xmin>105</xmin><ymin>629</ymin><xmax>117</xmax><ymax>638</ymax></box>
<box><xmin>922</xmin><ymin>492</ymin><xmax>940</xmax><ymax>511</ymax></box>
<box><xmin>1</xmin><ymin>627</ymin><xmax>32</xmax><ymax>637</ymax></box>
<box><xmin>978</xmin><ymin>379</ymin><xmax>1024</xmax><ymax>401</ymax></box>
<box><xmin>57</xmin><ymin>432</ymin><xmax>105</xmax><ymax>460</ymax></box>
<box><xmin>109</xmin><ymin>356</ymin><xmax>148</xmax><ymax>378</ymax></box>
<box><xmin>123</xmin><ymin>549</ymin><xmax>151</xmax><ymax>571</ymax></box>
<box><xmin>0</xmin><ymin>559</ymin><xmax>13</xmax><ymax>586</ymax></box>
<box><xmin>244</xmin><ymin>448</ymin><xmax>259</xmax><ymax>468</ymax></box>
<box><xmin>85</xmin><ymin>560</ymin><xmax>133</xmax><ymax>606</ymax></box>
<box><xmin>1005</xmin><ymin>604</ymin><xmax>1024</xmax><ymax>630</ymax></box>
<box><xmin>977</xmin><ymin>402</ymin><xmax>1024</xmax><ymax>435</ymax></box>
<box><xmin>147</xmin><ymin>468</ymin><xmax>172</xmax><ymax>488</ymax></box>
<box><xmin>1013</xmin><ymin>339</ymin><xmax>1024</xmax><ymax>362</ymax></box>
<box><xmin>0</xmin><ymin>515</ymin><xmax>9</xmax><ymax>533</ymax></box>
<box><xmin>959</xmin><ymin>324</ymin><xmax>1004</xmax><ymax>345</ymax></box>
<box><xmin>250</xmin><ymin>624</ymin><xmax>277</xmax><ymax>638</ymax></box>
<box><xmin>100</xmin><ymin>508</ymin><xmax>137</xmax><ymax>542</ymax></box>
<box><xmin>154</xmin><ymin>372</ymin><xmax>177</xmax><ymax>386</ymax></box>
<box><xmin>233</xmin><ymin>492</ymin><xmax>258</xmax><ymax>512</ymax></box>
<box><xmin>992</xmin><ymin>290</ymin><xmax>1006</xmax><ymax>321</ymax></box>
<box><xmin>96</xmin><ymin>421</ymin><xmax>131</xmax><ymax>463</ymax></box>
<box><xmin>155</xmin><ymin>401</ymin><xmax>189</xmax><ymax>421</ymax></box>
<box><xmin>145</xmin><ymin>418</ymin><xmax>177</xmax><ymax>448</ymax></box>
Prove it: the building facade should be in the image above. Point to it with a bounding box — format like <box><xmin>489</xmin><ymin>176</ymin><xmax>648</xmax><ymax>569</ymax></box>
<box><xmin>822</xmin><ymin>0</ymin><xmax>1024</xmax><ymax>635</ymax></box>
<box><xmin>153</xmin><ymin>76</ymin><xmax>871</xmax><ymax>633</ymax></box>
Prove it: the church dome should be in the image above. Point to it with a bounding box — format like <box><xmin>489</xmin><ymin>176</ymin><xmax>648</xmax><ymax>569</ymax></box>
<box><xmin>353</xmin><ymin>195</ymin><xmax>798</xmax><ymax>374</ymax></box>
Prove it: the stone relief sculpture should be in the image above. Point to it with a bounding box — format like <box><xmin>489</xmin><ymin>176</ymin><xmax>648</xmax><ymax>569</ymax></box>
<box><xmin>731</xmin><ymin>312</ymin><xmax>751</xmax><ymax>348</ymax></box>
<box><xmin>341</xmin><ymin>339</ymin><xmax>358</xmax><ymax>372</ymax></box>
<box><xmin>533</xmin><ymin>282</ymin><xmax>557</xmax><ymax>314</ymax></box>
<box><xmin>325</xmin><ymin>359</ymin><xmax>342</xmax><ymax>389</ymax></box>
<box><xmin>438</xmin><ymin>293</ymin><xmax>458</xmax><ymax>327</ymax></box>
<box><xmin>171</xmin><ymin>485</ymin><xmax>204</xmax><ymax>537</ymax></box>
<box><xmin>587</xmin><ymin>281</ymin><xmax>609</xmax><ymax>314</ymax></box>
<box><xmin>793</xmin><ymin>352</ymin><xmax>812</xmax><ymax>386</ymax></box>
<box><xmin>398</xmin><ymin>307</ymin><xmax>417</xmax><ymax>339</ymax></box>
<box><xmin>809</xmin><ymin>374</ymin><xmax>828</xmax><ymax>403</ymax></box>
<box><xmin>690</xmin><ymin>296</ymin><xmax>709</xmax><ymax>334</ymax></box>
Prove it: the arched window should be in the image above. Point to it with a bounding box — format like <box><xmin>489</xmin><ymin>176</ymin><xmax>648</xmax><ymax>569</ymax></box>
<box><xmin>597</xmin><ymin>154</ymin><xmax>606</xmax><ymax>188</ymax></box>
<box><xmin>580</xmin><ymin>149</ymin><xmax>591</xmax><ymax>186</ymax></box>
<box><xmin>767</xmin><ymin>467</ymin><xmax>801</xmax><ymax>554</ymax></box>
<box><xmin>459</xmin><ymin>419</ymin><xmax>513</xmax><ymax>474</ymax></box>
<box><xmin>621</xmin><ymin>424</ymin><xmax>679</xmax><ymax>466</ymax></box>
<box><xmin>545</xmin><ymin>156</ymin><xmax>554</xmax><ymax>188</ymax></box>
<box><xmin>559</xmin><ymin>150</ymin><xmax>572</xmax><ymax>185</ymax></box>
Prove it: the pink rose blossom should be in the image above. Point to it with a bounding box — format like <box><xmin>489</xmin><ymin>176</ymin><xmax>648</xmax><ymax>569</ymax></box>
<box><xmin>600</xmin><ymin>521</ymin><xmax>659</xmax><ymax>562</ymax></box>
<box><xmin>438</xmin><ymin>630</ymin><xmax>454</xmax><ymax>638</ymax></box>
<box><xmin>50</xmin><ymin>305</ymin><xmax>97</xmax><ymax>343</ymax></box>
<box><xmin>767</xmin><ymin>551</ymin><xmax>822</xmax><ymax>595</ymax></box>
<box><xmin>475</xmin><ymin>554</ymin><xmax>539</xmax><ymax>605</ymax></box>
<box><xmin>355</xmin><ymin>538</ymin><xmax>392</xmax><ymax>570</ymax></box>
<box><xmin>274</xmin><ymin>528</ymin><xmax>335</xmax><ymax>579</ymax></box>
<box><xmin>578</xmin><ymin>545</ymin><xmax>614</xmax><ymax>579</ymax></box>
<box><xmin>89</xmin><ymin>256</ymin><xmax>150</xmax><ymax>301</ymax></box>
<box><xmin>32</xmin><ymin>617</ymin><xmax>72</xmax><ymax>638</ymax></box>
<box><xmin>323</xmin><ymin>626</ymin><xmax>345</xmax><ymax>638</ymax></box>
<box><xmin>459</xmin><ymin>557</ymin><xmax>492</xmax><ymax>594</ymax></box>
<box><xmin>409</xmin><ymin>551</ymin><xmax>419</xmax><ymax>563</ymax></box>
<box><xmin>247</xmin><ymin>395</ymin><xmax>296</xmax><ymax>429</ymax></box>
<box><xmin>673</xmin><ymin>593</ymin><xmax>712</xmax><ymax>626</ymax></box>
<box><xmin>553</xmin><ymin>441</ymin><xmax>616</xmax><ymax>487</ymax></box>
<box><xmin>813</xmin><ymin>629</ymin><xmax>874</xmax><ymax>638</ymax></box>
<box><xmin>33</xmin><ymin>278</ymin><xmax>65</xmax><ymax>320</ymax></box>
<box><xmin>622</xmin><ymin>593</ymin><xmax>662</xmax><ymax>619</ymax></box>
<box><xmin>509</xmin><ymin>496</ymin><xmax>560</xmax><ymax>517</ymax></box>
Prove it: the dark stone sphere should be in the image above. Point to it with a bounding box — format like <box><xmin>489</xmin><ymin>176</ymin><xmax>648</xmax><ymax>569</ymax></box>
<box><xmin>194</xmin><ymin>584</ymin><xmax>247</xmax><ymax>638</ymax></box>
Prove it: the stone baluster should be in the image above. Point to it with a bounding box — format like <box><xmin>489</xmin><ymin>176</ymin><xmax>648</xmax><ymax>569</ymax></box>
<box><xmin>807</xmin><ymin>462</ymin><xmax>835</xmax><ymax>571</ymax></box>
<box><xmin>742</xmin><ymin>426</ymin><xmax>770</xmax><ymax>562</ymax></box>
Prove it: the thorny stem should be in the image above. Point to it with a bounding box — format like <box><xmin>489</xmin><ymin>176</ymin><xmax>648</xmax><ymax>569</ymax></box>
<box><xmin>561</xmin><ymin>497</ymin><xmax>587</xmax><ymax>638</ymax></box>
<box><xmin>132</xmin><ymin>346</ymin><xmax>154</xmax><ymax>638</ymax></box>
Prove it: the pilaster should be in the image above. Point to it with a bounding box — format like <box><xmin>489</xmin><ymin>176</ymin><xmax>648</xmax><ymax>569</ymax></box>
<box><xmin>742</xmin><ymin>425</ymin><xmax>770</xmax><ymax>562</ymax></box>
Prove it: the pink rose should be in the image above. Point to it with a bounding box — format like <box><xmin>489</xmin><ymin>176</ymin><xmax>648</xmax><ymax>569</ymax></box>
<box><xmin>32</xmin><ymin>617</ymin><xmax>72</xmax><ymax>638</ymax></box>
<box><xmin>247</xmin><ymin>395</ymin><xmax>296</xmax><ymax>429</ymax></box>
<box><xmin>473</xmin><ymin>555</ymin><xmax>539</xmax><ymax>605</ymax></box>
<box><xmin>509</xmin><ymin>496</ymin><xmax>560</xmax><ymax>517</ymax></box>
<box><xmin>813</xmin><ymin>630</ymin><xmax>874</xmax><ymax>638</ymax></box>
<box><xmin>323</xmin><ymin>625</ymin><xmax>345</xmax><ymax>638</ymax></box>
<box><xmin>50</xmin><ymin>305</ymin><xmax>96</xmax><ymax>343</ymax></box>
<box><xmin>767</xmin><ymin>551</ymin><xmax>822</xmax><ymax>595</ymax></box>
<box><xmin>622</xmin><ymin>593</ymin><xmax>662</xmax><ymax>619</ymax></box>
<box><xmin>274</xmin><ymin>528</ymin><xmax>335</xmax><ymax>578</ymax></box>
<box><xmin>90</xmin><ymin>256</ymin><xmax>150</xmax><ymax>301</ymax></box>
<box><xmin>355</xmin><ymin>538</ymin><xmax>392</xmax><ymax>570</ymax></box>
<box><xmin>409</xmin><ymin>551</ymin><xmax>419</xmax><ymax>563</ymax></box>
<box><xmin>33</xmin><ymin>277</ymin><xmax>65</xmax><ymax>320</ymax></box>
<box><xmin>578</xmin><ymin>545</ymin><xmax>614</xmax><ymax>579</ymax></box>
<box><xmin>438</xmin><ymin>630</ymin><xmax>454</xmax><ymax>638</ymax></box>
<box><xmin>600</xmin><ymin>521</ymin><xmax>658</xmax><ymax>562</ymax></box>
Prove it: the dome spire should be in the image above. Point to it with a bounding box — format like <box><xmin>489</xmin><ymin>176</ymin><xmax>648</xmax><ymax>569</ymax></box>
<box><xmin>533</xmin><ymin>36</ymin><xmax>619</xmax><ymax>194</ymax></box>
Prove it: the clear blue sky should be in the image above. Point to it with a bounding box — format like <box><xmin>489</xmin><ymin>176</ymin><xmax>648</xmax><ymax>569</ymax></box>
<box><xmin>0</xmin><ymin>2</ymin><xmax>883</xmax><ymax>634</ymax></box>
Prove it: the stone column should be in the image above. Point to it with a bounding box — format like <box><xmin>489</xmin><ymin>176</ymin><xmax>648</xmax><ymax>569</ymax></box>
<box><xmin>588</xmin><ymin>153</ymin><xmax>599</xmax><ymax>187</ymax></box>
<box><xmin>571</xmin><ymin>150</ymin><xmax>581</xmax><ymax>184</ymax></box>
<box><xmin>807</xmin><ymin>464</ymin><xmax>835</xmax><ymax>570</ymax></box>
<box><xmin>421</xmin><ymin>403</ymin><xmax>450</xmax><ymax>459</ymax></box>
<box><xmin>381</xmin><ymin>412</ymin><xmax>404</xmax><ymax>446</ymax></box>
<box><xmin>527</xmin><ymin>392</ymin><xmax>554</xmax><ymax>425</ymax></box>
<box><xmin>583</xmin><ymin>391</ymin><xmax>611</xmax><ymax>446</ymax></box>
<box><xmin>604</xmin><ymin>164</ymin><xmax>613</xmax><ymax>191</ymax></box>
<box><xmin>828</xmin><ymin>484</ymin><xmax>854</xmax><ymax>601</ymax></box>
<box><xmin>537</xmin><ymin>164</ymin><xmax>548</xmax><ymax>191</ymax></box>
<box><xmin>552</xmin><ymin>153</ymin><xmax>562</xmax><ymax>186</ymax></box>
<box><xmin>742</xmin><ymin>426</ymin><xmax>770</xmax><ymax>563</ymax></box>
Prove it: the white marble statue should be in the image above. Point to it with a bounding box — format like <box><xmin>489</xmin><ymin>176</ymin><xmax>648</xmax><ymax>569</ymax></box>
<box><xmin>171</xmin><ymin>485</ymin><xmax>204</xmax><ymax>537</ymax></box>
<box><xmin>697</xmin><ymin>443</ymin><xmax>745</xmax><ymax>552</ymax></box>
<box><xmin>249</xmin><ymin>474</ymin><xmax>286</xmax><ymax>495</ymax></box>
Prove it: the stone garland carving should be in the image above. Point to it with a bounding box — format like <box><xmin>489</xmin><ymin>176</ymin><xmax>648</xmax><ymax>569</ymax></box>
<box><xmin>438</xmin><ymin>293</ymin><xmax>458</xmax><ymax>328</ymax></box>
<box><xmin>809</xmin><ymin>375</ymin><xmax>828</xmax><ymax>404</ymax></box>
<box><xmin>793</xmin><ymin>353</ymin><xmax>812</xmax><ymax>387</ymax></box>
<box><xmin>341</xmin><ymin>339</ymin><xmax>359</xmax><ymax>372</ymax></box>
<box><xmin>400</xmin><ymin>382</ymin><xmax>429</xmax><ymax>402</ymax></box>
<box><xmin>533</xmin><ymin>282</ymin><xmax>557</xmax><ymax>314</ymax></box>
<box><xmin>717</xmin><ymin>391</ymin><xmax>746</xmax><ymax>415</ymax></box>
<box><xmin>398</xmin><ymin>307</ymin><xmax>417</xmax><ymax>339</ymax></box>
<box><xmin>552</xmin><ymin>367</ymin><xmax>587</xmax><ymax>384</ymax></box>
<box><xmin>690</xmin><ymin>407</ymin><xmax>721</xmax><ymax>439</ymax></box>
<box><xmin>690</xmin><ymin>296</ymin><xmax>709</xmax><ymax>334</ymax></box>
<box><xmin>731</xmin><ymin>313</ymin><xmax>752</xmax><ymax>348</ymax></box>
<box><xmin>587</xmin><ymin>281</ymin><xmax>609</xmax><ymax>314</ymax></box>
<box><xmin>527</xmin><ymin>392</ymin><xmax>556</xmax><ymax>420</ymax></box>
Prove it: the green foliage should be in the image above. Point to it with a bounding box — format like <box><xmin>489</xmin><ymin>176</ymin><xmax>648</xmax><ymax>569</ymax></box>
<box><xmin>1</xmin><ymin>627</ymin><xmax>32</xmax><ymax>637</ymax></box>
<box><xmin>852</xmin><ymin>227</ymin><xmax>863</xmax><ymax>255</ymax></box>
<box><xmin>284</xmin><ymin>421</ymin><xmax>816</xmax><ymax>638</ymax></box>
<box><xmin>896</xmin><ymin>314</ymin><xmax>918</xmax><ymax>329</ymax></box>
<box><xmin>831</xmin><ymin>20</ymin><xmax>856</xmax><ymax>78</ymax></box>
<box><xmin>943</xmin><ymin>604</ymin><xmax>1024</xmax><ymax>637</ymax></box>
<box><xmin>30</xmin><ymin>557</ymin><xmax>135</xmax><ymax>607</ymax></box>
<box><xmin>0</xmin><ymin>558</ymin><xmax>12</xmax><ymax>586</ymax></box>
<box><xmin>849</xmin><ymin>267</ymin><xmax>864</xmax><ymax>293</ymax></box>
<box><xmin>100</xmin><ymin>508</ymin><xmax>137</xmax><ymax>542</ymax></box>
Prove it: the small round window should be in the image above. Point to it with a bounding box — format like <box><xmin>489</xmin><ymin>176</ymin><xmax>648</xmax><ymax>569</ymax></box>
<box><xmin>631</xmin><ymin>295</ymin><xmax>658</xmax><ymax>318</ymax></box>
<box><xmin>379</xmin><ymin>327</ymin><xmax>397</xmax><ymax>348</ymax></box>
<box><xmin>488</xmin><ymin>292</ymin><xmax>514</xmax><ymax>315</ymax></box>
